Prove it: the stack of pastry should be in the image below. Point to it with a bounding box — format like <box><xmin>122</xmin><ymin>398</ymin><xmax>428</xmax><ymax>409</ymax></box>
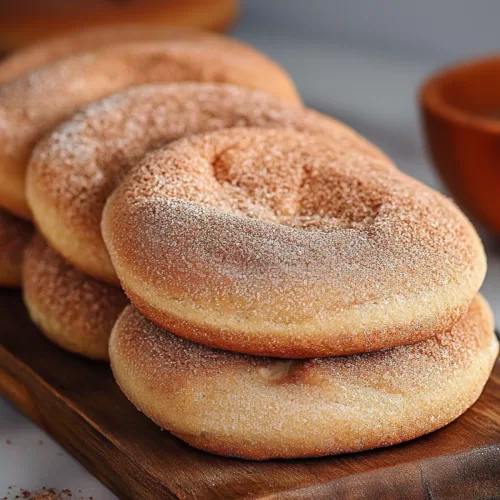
<box><xmin>0</xmin><ymin>24</ymin><xmax>306</xmax><ymax>356</ymax></box>
<box><xmin>0</xmin><ymin>26</ymin><xmax>497</xmax><ymax>460</ymax></box>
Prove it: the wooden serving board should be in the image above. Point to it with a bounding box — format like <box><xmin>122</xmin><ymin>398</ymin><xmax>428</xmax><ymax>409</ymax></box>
<box><xmin>1</xmin><ymin>288</ymin><xmax>500</xmax><ymax>499</ymax></box>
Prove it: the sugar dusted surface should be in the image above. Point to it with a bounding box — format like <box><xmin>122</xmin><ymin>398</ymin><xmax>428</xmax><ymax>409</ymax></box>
<box><xmin>109</xmin><ymin>297</ymin><xmax>499</xmax><ymax>459</ymax></box>
<box><xmin>28</xmin><ymin>82</ymin><xmax>382</xmax><ymax>281</ymax></box>
<box><xmin>103</xmin><ymin>128</ymin><xmax>486</xmax><ymax>356</ymax></box>
<box><xmin>0</xmin><ymin>25</ymin><xmax>225</xmax><ymax>85</ymax></box>
<box><xmin>0</xmin><ymin>208</ymin><xmax>33</xmax><ymax>285</ymax></box>
<box><xmin>0</xmin><ymin>36</ymin><xmax>300</xmax><ymax>216</ymax></box>
<box><xmin>23</xmin><ymin>234</ymin><xmax>128</xmax><ymax>359</ymax></box>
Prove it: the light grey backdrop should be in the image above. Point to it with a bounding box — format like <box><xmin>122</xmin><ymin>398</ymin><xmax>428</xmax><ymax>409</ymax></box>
<box><xmin>238</xmin><ymin>0</ymin><xmax>500</xmax><ymax>60</ymax></box>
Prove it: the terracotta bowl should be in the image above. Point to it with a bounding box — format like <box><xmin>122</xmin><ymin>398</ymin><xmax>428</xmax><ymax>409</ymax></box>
<box><xmin>420</xmin><ymin>55</ymin><xmax>500</xmax><ymax>235</ymax></box>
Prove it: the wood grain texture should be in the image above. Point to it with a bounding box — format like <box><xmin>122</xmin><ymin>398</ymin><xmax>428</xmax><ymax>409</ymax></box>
<box><xmin>0</xmin><ymin>288</ymin><xmax>499</xmax><ymax>499</ymax></box>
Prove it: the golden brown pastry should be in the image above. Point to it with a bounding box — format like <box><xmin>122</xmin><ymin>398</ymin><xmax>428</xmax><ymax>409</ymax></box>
<box><xmin>0</xmin><ymin>208</ymin><xmax>33</xmax><ymax>287</ymax></box>
<box><xmin>109</xmin><ymin>296</ymin><xmax>498</xmax><ymax>459</ymax></box>
<box><xmin>0</xmin><ymin>24</ymin><xmax>233</xmax><ymax>84</ymax></box>
<box><xmin>23</xmin><ymin>234</ymin><xmax>127</xmax><ymax>360</ymax></box>
<box><xmin>28</xmin><ymin>82</ymin><xmax>387</xmax><ymax>283</ymax></box>
<box><xmin>0</xmin><ymin>38</ymin><xmax>300</xmax><ymax>218</ymax></box>
<box><xmin>102</xmin><ymin>128</ymin><xmax>486</xmax><ymax>358</ymax></box>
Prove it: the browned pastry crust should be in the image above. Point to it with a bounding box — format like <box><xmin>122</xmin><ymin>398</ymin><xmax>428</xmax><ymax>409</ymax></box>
<box><xmin>109</xmin><ymin>296</ymin><xmax>498</xmax><ymax>460</ymax></box>
<box><xmin>23</xmin><ymin>234</ymin><xmax>128</xmax><ymax>360</ymax></box>
<box><xmin>0</xmin><ymin>25</ymin><xmax>234</xmax><ymax>85</ymax></box>
<box><xmin>102</xmin><ymin>128</ymin><xmax>486</xmax><ymax>358</ymax></box>
<box><xmin>0</xmin><ymin>0</ymin><xmax>238</xmax><ymax>50</ymax></box>
<box><xmin>27</xmin><ymin>82</ymin><xmax>388</xmax><ymax>283</ymax></box>
<box><xmin>0</xmin><ymin>37</ymin><xmax>300</xmax><ymax>218</ymax></box>
<box><xmin>0</xmin><ymin>208</ymin><xmax>33</xmax><ymax>287</ymax></box>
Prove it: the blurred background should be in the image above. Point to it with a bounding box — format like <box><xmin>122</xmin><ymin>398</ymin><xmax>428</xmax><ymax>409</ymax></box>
<box><xmin>235</xmin><ymin>1</ymin><xmax>499</xmax><ymax>185</ymax></box>
<box><xmin>1</xmin><ymin>1</ymin><xmax>500</xmax><ymax>498</ymax></box>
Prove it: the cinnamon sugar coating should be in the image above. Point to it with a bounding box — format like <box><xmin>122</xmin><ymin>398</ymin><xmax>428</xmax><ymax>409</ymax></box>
<box><xmin>27</xmin><ymin>82</ymin><xmax>387</xmax><ymax>283</ymax></box>
<box><xmin>103</xmin><ymin>128</ymin><xmax>486</xmax><ymax>357</ymax></box>
<box><xmin>0</xmin><ymin>25</ymin><xmax>225</xmax><ymax>84</ymax></box>
<box><xmin>23</xmin><ymin>234</ymin><xmax>128</xmax><ymax>360</ymax></box>
<box><xmin>0</xmin><ymin>208</ymin><xmax>33</xmax><ymax>287</ymax></box>
<box><xmin>109</xmin><ymin>296</ymin><xmax>498</xmax><ymax>459</ymax></box>
<box><xmin>0</xmin><ymin>37</ymin><xmax>300</xmax><ymax>218</ymax></box>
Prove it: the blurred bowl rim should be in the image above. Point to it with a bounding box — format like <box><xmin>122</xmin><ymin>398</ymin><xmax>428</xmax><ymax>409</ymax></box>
<box><xmin>420</xmin><ymin>53</ymin><xmax>500</xmax><ymax>133</ymax></box>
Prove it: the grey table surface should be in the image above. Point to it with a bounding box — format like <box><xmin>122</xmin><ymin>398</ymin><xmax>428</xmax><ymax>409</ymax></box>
<box><xmin>2</xmin><ymin>1</ymin><xmax>500</xmax><ymax>498</ymax></box>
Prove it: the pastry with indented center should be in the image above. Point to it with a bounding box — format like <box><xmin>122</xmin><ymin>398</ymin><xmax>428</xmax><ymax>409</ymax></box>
<box><xmin>0</xmin><ymin>208</ymin><xmax>33</xmax><ymax>287</ymax></box>
<box><xmin>23</xmin><ymin>234</ymin><xmax>127</xmax><ymax>361</ymax></box>
<box><xmin>0</xmin><ymin>38</ymin><xmax>300</xmax><ymax>218</ymax></box>
<box><xmin>27</xmin><ymin>82</ymin><xmax>388</xmax><ymax>283</ymax></box>
<box><xmin>109</xmin><ymin>296</ymin><xmax>498</xmax><ymax>459</ymax></box>
<box><xmin>102</xmin><ymin>128</ymin><xmax>486</xmax><ymax>358</ymax></box>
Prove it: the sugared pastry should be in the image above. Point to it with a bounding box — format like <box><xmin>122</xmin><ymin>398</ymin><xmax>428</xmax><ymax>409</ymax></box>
<box><xmin>0</xmin><ymin>39</ymin><xmax>300</xmax><ymax>218</ymax></box>
<box><xmin>103</xmin><ymin>128</ymin><xmax>486</xmax><ymax>358</ymax></box>
<box><xmin>0</xmin><ymin>0</ymin><xmax>237</xmax><ymax>51</ymax></box>
<box><xmin>109</xmin><ymin>296</ymin><xmax>498</xmax><ymax>460</ymax></box>
<box><xmin>28</xmin><ymin>82</ymin><xmax>388</xmax><ymax>283</ymax></box>
<box><xmin>23</xmin><ymin>234</ymin><xmax>128</xmax><ymax>361</ymax></box>
<box><xmin>0</xmin><ymin>24</ymin><xmax>233</xmax><ymax>84</ymax></box>
<box><xmin>0</xmin><ymin>208</ymin><xmax>33</xmax><ymax>287</ymax></box>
